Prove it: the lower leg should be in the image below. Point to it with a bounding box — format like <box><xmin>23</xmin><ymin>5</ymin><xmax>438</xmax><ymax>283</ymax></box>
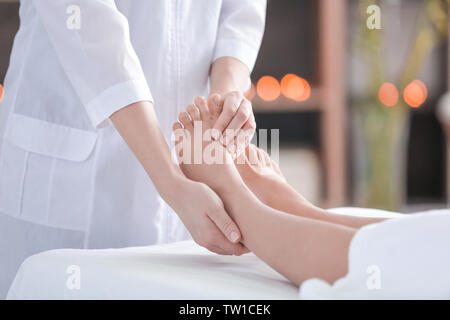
<box><xmin>218</xmin><ymin>182</ymin><xmax>355</xmax><ymax>285</ymax></box>
<box><xmin>174</xmin><ymin>96</ymin><xmax>355</xmax><ymax>285</ymax></box>
<box><xmin>235</xmin><ymin>145</ymin><xmax>386</xmax><ymax>229</ymax></box>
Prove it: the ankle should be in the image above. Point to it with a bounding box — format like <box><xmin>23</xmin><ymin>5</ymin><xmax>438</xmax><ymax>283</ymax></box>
<box><xmin>263</xmin><ymin>183</ymin><xmax>299</xmax><ymax>208</ymax></box>
<box><xmin>219</xmin><ymin>182</ymin><xmax>258</xmax><ymax>220</ymax></box>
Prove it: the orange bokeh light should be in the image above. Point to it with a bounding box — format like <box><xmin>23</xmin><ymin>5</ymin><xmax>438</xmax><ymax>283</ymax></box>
<box><xmin>0</xmin><ymin>84</ymin><xmax>3</xmax><ymax>104</ymax></box>
<box><xmin>403</xmin><ymin>80</ymin><xmax>427</xmax><ymax>108</ymax></box>
<box><xmin>378</xmin><ymin>82</ymin><xmax>399</xmax><ymax>107</ymax></box>
<box><xmin>281</xmin><ymin>74</ymin><xmax>311</xmax><ymax>102</ymax></box>
<box><xmin>257</xmin><ymin>76</ymin><xmax>281</xmax><ymax>101</ymax></box>
<box><xmin>245</xmin><ymin>83</ymin><xmax>256</xmax><ymax>101</ymax></box>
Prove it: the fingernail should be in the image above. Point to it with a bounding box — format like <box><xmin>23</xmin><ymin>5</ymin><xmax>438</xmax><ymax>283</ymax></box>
<box><xmin>230</xmin><ymin>231</ymin><xmax>240</xmax><ymax>243</ymax></box>
<box><xmin>214</xmin><ymin>95</ymin><xmax>220</xmax><ymax>105</ymax></box>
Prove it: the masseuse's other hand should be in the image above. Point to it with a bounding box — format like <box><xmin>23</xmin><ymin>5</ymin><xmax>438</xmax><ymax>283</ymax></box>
<box><xmin>211</xmin><ymin>92</ymin><xmax>256</xmax><ymax>158</ymax></box>
<box><xmin>170</xmin><ymin>177</ymin><xmax>249</xmax><ymax>256</ymax></box>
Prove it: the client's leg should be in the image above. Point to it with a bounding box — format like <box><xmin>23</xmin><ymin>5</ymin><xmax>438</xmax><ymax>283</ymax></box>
<box><xmin>173</xmin><ymin>96</ymin><xmax>355</xmax><ymax>285</ymax></box>
<box><xmin>234</xmin><ymin>144</ymin><xmax>386</xmax><ymax>229</ymax></box>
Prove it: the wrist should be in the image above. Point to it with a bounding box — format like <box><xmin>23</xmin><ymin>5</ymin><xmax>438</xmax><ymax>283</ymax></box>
<box><xmin>156</xmin><ymin>168</ymin><xmax>190</xmax><ymax>204</ymax></box>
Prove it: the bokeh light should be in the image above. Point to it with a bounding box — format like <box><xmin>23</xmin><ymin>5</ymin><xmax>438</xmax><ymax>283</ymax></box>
<box><xmin>257</xmin><ymin>76</ymin><xmax>281</xmax><ymax>101</ymax></box>
<box><xmin>281</xmin><ymin>74</ymin><xmax>311</xmax><ymax>102</ymax></box>
<box><xmin>403</xmin><ymin>80</ymin><xmax>427</xmax><ymax>108</ymax></box>
<box><xmin>0</xmin><ymin>84</ymin><xmax>4</xmax><ymax>104</ymax></box>
<box><xmin>378</xmin><ymin>82</ymin><xmax>399</xmax><ymax>107</ymax></box>
<box><xmin>245</xmin><ymin>82</ymin><xmax>256</xmax><ymax>101</ymax></box>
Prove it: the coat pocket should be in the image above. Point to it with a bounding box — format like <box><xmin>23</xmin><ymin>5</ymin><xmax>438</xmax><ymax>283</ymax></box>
<box><xmin>0</xmin><ymin>113</ymin><xmax>98</xmax><ymax>231</ymax></box>
<box><xmin>4</xmin><ymin>113</ymin><xmax>97</xmax><ymax>162</ymax></box>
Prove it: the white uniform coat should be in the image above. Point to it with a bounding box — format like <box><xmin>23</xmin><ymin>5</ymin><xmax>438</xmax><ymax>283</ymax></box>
<box><xmin>0</xmin><ymin>0</ymin><xmax>265</xmax><ymax>297</ymax></box>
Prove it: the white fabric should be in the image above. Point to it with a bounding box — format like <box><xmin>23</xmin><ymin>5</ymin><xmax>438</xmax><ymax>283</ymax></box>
<box><xmin>0</xmin><ymin>0</ymin><xmax>266</xmax><ymax>298</ymax></box>
<box><xmin>300</xmin><ymin>209</ymin><xmax>450</xmax><ymax>299</ymax></box>
<box><xmin>10</xmin><ymin>208</ymin><xmax>449</xmax><ymax>300</ymax></box>
<box><xmin>7</xmin><ymin>241</ymin><xmax>298</xmax><ymax>300</ymax></box>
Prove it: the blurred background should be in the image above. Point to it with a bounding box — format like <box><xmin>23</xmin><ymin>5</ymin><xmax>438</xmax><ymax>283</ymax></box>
<box><xmin>0</xmin><ymin>0</ymin><xmax>449</xmax><ymax>212</ymax></box>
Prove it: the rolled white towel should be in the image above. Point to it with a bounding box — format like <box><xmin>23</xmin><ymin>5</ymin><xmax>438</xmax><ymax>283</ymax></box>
<box><xmin>299</xmin><ymin>209</ymin><xmax>450</xmax><ymax>299</ymax></box>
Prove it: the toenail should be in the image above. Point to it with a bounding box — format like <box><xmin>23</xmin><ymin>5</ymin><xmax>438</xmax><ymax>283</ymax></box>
<box><xmin>230</xmin><ymin>231</ymin><xmax>240</xmax><ymax>243</ymax></box>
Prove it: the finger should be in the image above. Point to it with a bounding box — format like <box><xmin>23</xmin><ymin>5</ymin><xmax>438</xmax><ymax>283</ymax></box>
<box><xmin>231</xmin><ymin>242</ymin><xmax>250</xmax><ymax>256</ymax></box>
<box><xmin>235</xmin><ymin>114</ymin><xmax>255</xmax><ymax>158</ymax></box>
<box><xmin>222</xmin><ymin>99</ymin><xmax>252</xmax><ymax>146</ymax></box>
<box><xmin>194</xmin><ymin>96</ymin><xmax>208</xmax><ymax>115</ymax></box>
<box><xmin>207</xmin><ymin>244</ymin><xmax>232</xmax><ymax>256</ymax></box>
<box><xmin>212</xmin><ymin>230</ymin><xmax>249</xmax><ymax>256</ymax></box>
<box><xmin>241</xmin><ymin>114</ymin><xmax>256</xmax><ymax>144</ymax></box>
<box><xmin>202</xmin><ymin>218</ymin><xmax>246</xmax><ymax>256</ymax></box>
<box><xmin>195</xmin><ymin>235</ymin><xmax>230</xmax><ymax>255</ymax></box>
<box><xmin>207</xmin><ymin>206</ymin><xmax>242</xmax><ymax>244</ymax></box>
<box><xmin>212</xmin><ymin>91</ymin><xmax>243</xmax><ymax>139</ymax></box>
<box><xmin>207</xmin><ymin>94</ymin><xmax>224</xmax><ymax>141</ymax></box>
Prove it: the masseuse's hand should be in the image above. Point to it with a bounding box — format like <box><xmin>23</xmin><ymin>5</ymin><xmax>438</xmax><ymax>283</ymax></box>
<box><xmin>211</xmin><ymin>91</ymin><xmax>256</xmax><ymax>158</ymax></box>
<box><xmin>111</xmin><ymin>100</ymin><xmax>247</xmax><ymax>256</ymax></box>
<box><xmin>169</xmin><ymin>177</ymin><xmax>249</xmax><ymax>256</ymax></box>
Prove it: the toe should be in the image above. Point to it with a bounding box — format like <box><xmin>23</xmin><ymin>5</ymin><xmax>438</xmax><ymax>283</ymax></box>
<box><xmin>172</xmin><ymin>121</ymin><xmax>183</xmax><ymax>131</ymax></box>
<box><xmin>257</xmin><ymin>149</ymin><xmax>268</xmax><ymax>166</ymax></box>
<box><xmin>262</xmin><ymin>150</ymin><xmax>272</xmax><ymax>168</ymax></box>
<box><xmin>178</xmin><ymin>112</ymin><xmax>193</xmax><ymax>129</ymax></box>
<box><xmin>226</xmin><ymin>140</ymin><xmax>237</xmax><ymax>159</ymax></box>
<box><xmin>194</xmin><ymin>96</ymin><xmax>209</xmax><ymax>116</ymax></box>
<box><xmin>172</xmin><ymin>121</ymin><xmax>185</xmax><ymax>144</ymax></box>
<box><xmin>247</xmin><ymin>144</ymin><xmax>260</xmax><ymax>166</ymax></box>
<box><xmin>186</xmin><ymin>104</ymin><xmax>201</xmax><ymax>121</ymax></box>
<box><xmin>173</xmin><ymin>122</ymin><xmax>185</xmax><ymax>160</ymax></box>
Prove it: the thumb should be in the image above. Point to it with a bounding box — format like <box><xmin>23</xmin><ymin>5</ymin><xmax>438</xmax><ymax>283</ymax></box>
<box><xmin>208</xmin><ymin>207</ymin><xmax>242</xmax><ymax>244</ymax></box>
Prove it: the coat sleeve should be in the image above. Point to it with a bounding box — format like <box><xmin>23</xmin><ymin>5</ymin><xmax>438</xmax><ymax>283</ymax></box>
<box><xmin>212</xmin><ymin>0</ymin><xmax>266</xmax><ymax>73</ymax></box>
<box><xmin>33</xmin><ymin>0</ymin><xmax>153</xmax><ymax>128</ymax></box>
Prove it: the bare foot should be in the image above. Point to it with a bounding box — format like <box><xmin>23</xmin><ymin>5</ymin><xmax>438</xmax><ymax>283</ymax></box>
<box><xmin>233</xmin><ymin>144</ymin><xmax>307</xmax><ymax>209</ymax></box>
<box><xmin>173</xmin><ymin>95</ymin><xmax>305</xmax><ymax>213</ymax></box>
<box><xmin>172</xmin><ymin>95</ymin><xmax>244</xmax><ymax>194</ymax></box>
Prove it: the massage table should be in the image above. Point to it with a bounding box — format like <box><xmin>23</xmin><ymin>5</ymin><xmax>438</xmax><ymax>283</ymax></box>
<box><xmin>7</xmin><ymin>208</ymin><xmax>450</xmax><ymax>300</ymax></box>
<box><xmin>7</xmin><ymin>241</ymin><xmax>299</xmax><ymax>300</ymax></box>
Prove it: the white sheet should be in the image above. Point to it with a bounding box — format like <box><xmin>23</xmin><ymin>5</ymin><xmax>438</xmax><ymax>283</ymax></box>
<box><xmin>7</xmin><ymin>208</ymin><xmax>449</xmax><ymax>300</ymax></box>
<box><xmin>7</xmin><ymin>241</ymin><xmax>298</xmax><ymax>300</ymax></box>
